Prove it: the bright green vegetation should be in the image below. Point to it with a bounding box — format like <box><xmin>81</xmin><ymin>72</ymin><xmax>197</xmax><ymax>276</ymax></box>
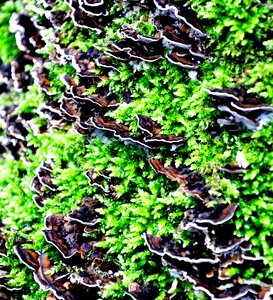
<box><xmin>0</xmin><ymin>0</ymin><xmax>273</xmax><ymax>299</ymax></box>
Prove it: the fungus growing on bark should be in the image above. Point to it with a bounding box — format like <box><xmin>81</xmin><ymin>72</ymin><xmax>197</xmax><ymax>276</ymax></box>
<box><xmin>205</xmin><ymin>87</ymin><xmax>273</xmax><ymax>130</ymax></box>
<box><xmin>0</xmin><ymin>55</ymin><xmax>33</xmax><ymax>92</ymax></box>
<box><xmin>13</xmin><ymin>244</ymin><xmax>40</xmax><ymax>271</ymax></box>
<box><xmin>85</xmin><ymin>168</ymin><xmax>116</xmax><ymax>194</ymax></box>
<box><xmin>126</xmin><ymin>282</ymin><xmax>159</xmax><ymax>300</ymax></box>
<box><xmin>107</xmin><ymin>36</ymin><xmax>163</xmax><ymax>62</ymax></box>
<box><xmin>30</xmin><ymin>160</ymin><xmax>57</xmax><ymax>208</ymax></box>
<box><xmin>218</xmin><ymin>163</ymin><xmax>249</xmax><ymax>174</ymax></box>
<box><xmin>0</xmin><ymin>106</ymin><xmax>34</xmax><ymax>159</ymax></box>
<box><xmin>149</xmin><ymin>158</ymin><xmax>212</xmax><ymax>202</ymax></box>
<box><xmin>0</xmin><ymin>233</ymin><xmax>7</xmax><ymax>257</ymax></box>
<box><xmin>9</xmin><ymin>13</ymin><xmax>43</xmax><ymax>53</ymax></box>
<box><xmin>34</xmin><ymin>253</ymin><xmax>94</xmax><ymax>299</ymax></box>
<box><xmin>135</xmin><ymin>115</ymin><xmax>186</xmax><ymax>144</ymax></box>
<box><xmin>66</xmin><ymin>0</ymin><xmax>110</xmax><ymax>33</ymax></box>
<box><xmin>67</xmin><ymin>197</ymin><xmax>102</xmax><ymax>226</ymax></box>
<box><xmin>0</xmin><ymin>265</ymin><xmax>21</xmax><ymax>292</ymax></box>
<box><xmin>13</xmin><ymin>200</ymin><xmax>120</xmax><ymax>298</ymax></box>
<box><xmin>31</xmin><ymin>58</ymin><xmax>55</xmax><ymax>95</ymax></box>
<box><xmin>42</xmin><ymin>214</ymin><xmax>97</xmax><ymax>258</ymax></box>
<box><xmin>143</xmin><ymin>204</ymin><xmax>272</xmax><ymax>300</ymax></box>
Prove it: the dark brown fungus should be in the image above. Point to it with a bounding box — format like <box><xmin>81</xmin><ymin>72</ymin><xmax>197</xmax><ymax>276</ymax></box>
<box><xmin>142</xmin><ymin>233</ymin><xmax>165</xmax><ymax>256</ymax></box>
<box><xmin>119</xmin><ymin>25</ymin><xmax>162</xmax><ymax>43</ymax></box>
<box><xmin>42</xmin><ymin>214</ymin><xmax>96</xmax><ymax>258</ymax></box>
<box><xmin>30</xmin><ymin>160</ymin><xmax>57</xmax><ymax>208</ymax></box>
<box><xmin>66</xmin><ymin>0</ymin><xmax>109</xmax><ymax>33</ymax></box>
<box><xmin>13</xmin><ymin>245</ymin><xmax>40</xmax><ymax>271</ymax></box>
<box><xmin>0</xmin><ymin>54</ymin><xmax>33</xmax><ymax>92</ymax></box>
<box><xmin>9</xmin><ymin>13</ymin><xmax>42</xmax><ymax>53</ymax></box>
<box><xmin>153</xmin><ymin>0</ymin><xmax>206</xmax><ymax>37</ymax></box>
<box><xmin>36</xmin><ymin>161</ymin><xmax>57</xmax><ymax>191</ymax></box>
<box><xmin>126</xmin><ymin>282</ymin><xmax>159</xmax><ymax>300</ymax></box>
<box><xmin>218</xmin><ymin>163</ymin><xmax>249</xmax><ymax>174</ymax></box>
<box><xmin>86</xmin><ymin>116</ymin><xmax>158</xmax><ymax>148</ymax></box>
<box><xmin>69</xmin><ymin>47</ymin><xmax>100</xmax><ymax>77</ymax></box>
<box><xmin>73</xmin><ymin>121</ymin><xmax>93</xmax><ymax>136</ymax></box>
<box><xmin>60</xmin><ymin>91</ymin><xmax>99</xmax><ymax>123</ymax></box>
<box><xmin>143</xmin><ymin>202</ymin><xmax>272</xmax><ymax>300</ymax></box>
<box><xmin>44</xmin><ymin>10</ymin><xmax>70</xmax><ymax>28</ymax></box>
<box><xmin>143</xmin><ymin>233</ymin><xmax>219</xmax><ymax>264</ymax></box>
<box><xmin>31</xmin><ymin>58</ymin><xmax>55</xmax><ymax>95</ymax></box>
<box><xmin>79</xmin><ymin>0</ymin><xmax>109</xmax><ymax>17</ymax></box>
<box><xmin>76</xmin><ymin>258</ymin><xmax>120</xmax><ymax>289</ymax></box>
<box><xmin>96</xmin><ymin>55</ymin><xmax>122</xmax><ymax>72</ymax></box>
<box><xmin>86</xmin><ymin>116</ymin><xmax>131</xmax><ymax>138</ymax></box>
<box><xmin>166</xmin><ymin>48</ymin><xmax>201</xmax><ymax>69</ymax></box>
<box><xmin>10</xmin><ymin>54</ymin><xmax>33</xmax><ymax>91</ymax></box>
<box><xmin>205</xmin><ymin>87</ymin><xmax>244</xmax><ymax>101</ymax></box>
<box><xmin>0</xmin><ymin>287</ymin><xmax>12</xmax><ymax>300</ymax></box>
<box><xmin>195</xmin><ymin>204</ymin><xmax>238</xmax><ymax>225</ymax></box>
<box><xmin>67</xmin><ymin>81</ymin><xmax>119</xmax><ymax>108</ymax></box>
<box><xmin>205</xmin><ymin>87</ymin><xmax>273</xmax><ymax>130</ymax></box>
<box><xmin>85</xmin><ymin>168</ymin><xmax>115</xmax><ymax>194</ymax></box>
<box><xmin>0</xmin><ymin>266</ymin><xmax>21</xmax><ymax>291</ymax></box>
<box><xmin>67</xmin><ymin>197</ymin><xmax>102</xmax><ymax>226</ymax></box>
<box><xmin>34</xmin><ymin>253</ymin><xmax>79</xmax><ymax>300</ymax></box>
<box><xmin>135</xmin><ymin>115</ymin><xmax>186</xmax><ymax>144</ymax></box>
<box><xmin>14</xmin><ymin>249</ymin><xmax>101</xmax><ymax>299</ymax></box>
<box><xmin>60</xmin><ymin>94</ymin><xmax>82</xmax><ymax>120</ymax></box>
<box><xmin>108</xmin><ymin>31</ymin><xmax>163</xmax><ymax>62</ymax></box>
<box><xmin>0</xmin><ymin>107</ymin><xmax>33</xmax><ymax>159</ymax></box>
<box><xmin>149</xmin><ymin>158</ymin><xmax>211</xmax><ymax>202</ymax></box>
<box><xmin>153</xmin><ymin>16</ymin><xmax>193</xmax><ymax>48</ymax></box>
<box><xmin>0</xmin><ymin>233</ymin><xmax>7</xmax><ymax>257</ymax></box>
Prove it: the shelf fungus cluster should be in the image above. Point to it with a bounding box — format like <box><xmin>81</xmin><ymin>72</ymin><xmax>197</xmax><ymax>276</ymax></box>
<box><xmin>30</xmin><ymin>159</ymin><xmax>57</xmax><ymax>209</ymax></box>
<box><xmin>60</xmin><ymin>0</ymin><xmax>208</xmax><ymax>70</ymax></box>
<box><xmin>0</xmin><ymin>265</ymin><xmax>20</xmax><ymax>299</ymax></box>
<box><xmin>84</xmin><ymin>115</ymin><xmax>186</xmax><ymax>149</ymax></box>
<box><xmin>0</xmin><ymin>106</ymin><xmax>34</xmax><ymax>159</ymax></box>
<box><xmin>0</xmin><ymin>232</ymin><xmax>7</xmax><ymax>258</ymax></box>
<box><xmin>14</xmin><ymin>197</ymin><xmax>120</xmax><ymax>299</ymax></box>
<box><xmin>0</xmin><ymin>12</ymin><xmax>46</xmax><ymax>93</ymax></box>
<box><xmin>0</xmin><ymin>2</ymin><xmax>205</xmax><ymax>159</ymax></box>
<box><xmin>205</xmin><ymin>87</ymin><xmax>273</xmax><ymax>131</ymax></box>
<box><xmin>149</xmin><ymin>158</ymin><xmax>212</xmax><ymax>203</ymax></box>
<box><xmin>106</xmin><ymin>3</ymin><xmax>207</xmax><ymax>69</ymax></box>
<box><xmin>0</xmin><ymin>224</ymin><xmax>21</xmax><ymax>298</ymax></box>
<box><xmin>143</xmin><ymin>204</ymin><xmax>273</xmax><ymax>300</ymax></box>
<box><xmin>126</xmin><ymin>281</ymin><xmax>181</xmax><ymax>300</ymax></box>
<box><xmin>85</xmin><ymin>168</ymin><xmax>117</xmax><ymax>195</ymax></box>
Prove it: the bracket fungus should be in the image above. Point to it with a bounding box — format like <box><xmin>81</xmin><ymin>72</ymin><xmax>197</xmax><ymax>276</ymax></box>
<box><xmin>149</xmin><ymin>158</ymin><xmax>212</xmax><ymax>203</ymax></box>
<box><xmin>218</xmin><ymin>163</ymin><xmax>249</xmax><ymax>174</ymax></box>
<box><xmin>85</xmin><ymin>168</ymin><xmax>117</xmax><ymax>194</ymax></box>
<box><xmin>67</xmin><ymin>197</ymin><xmax>102</xmax><ymax>227</ymax></box>
<box><xmin>205</xmin><ymin>87</ymin><xmax>273</xmax><ymax>130</ymax></box>
<box><xmin>30</xmin><ymin>160</ymin><xmax>57</xmax><ymax>209</ymax></box>
<box><xmin>42</xmin><ymin>214</ymin><xmax>98</xmax><ymax>258</ymax></box>
<box><xmin>126</xmin><ymin>282</ymin><xmax>159</xmax><ymax>300</ymax></box>
<box><xmin>9</xmin><ymin>199</ymin><xmax>120</xmax><ymax>299</ymax></box>
<box><xmin>0</xmin><ymin>106</ymin><xmax>34</xmax><ymax>159</ymax></box>
<box><xmin>13</xmin><ymin>197</ymin><xmax>120</xmax><ymax>299</ymax></box>
<box><xmin>143</xmin><ymin>204</ymin><xmax>272</xmax><ymax>300</ymax></box>
<box><xmin>0</xmin><ymin>233</ymin><xmax>7</xmax><ymax>257</ymax></box>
